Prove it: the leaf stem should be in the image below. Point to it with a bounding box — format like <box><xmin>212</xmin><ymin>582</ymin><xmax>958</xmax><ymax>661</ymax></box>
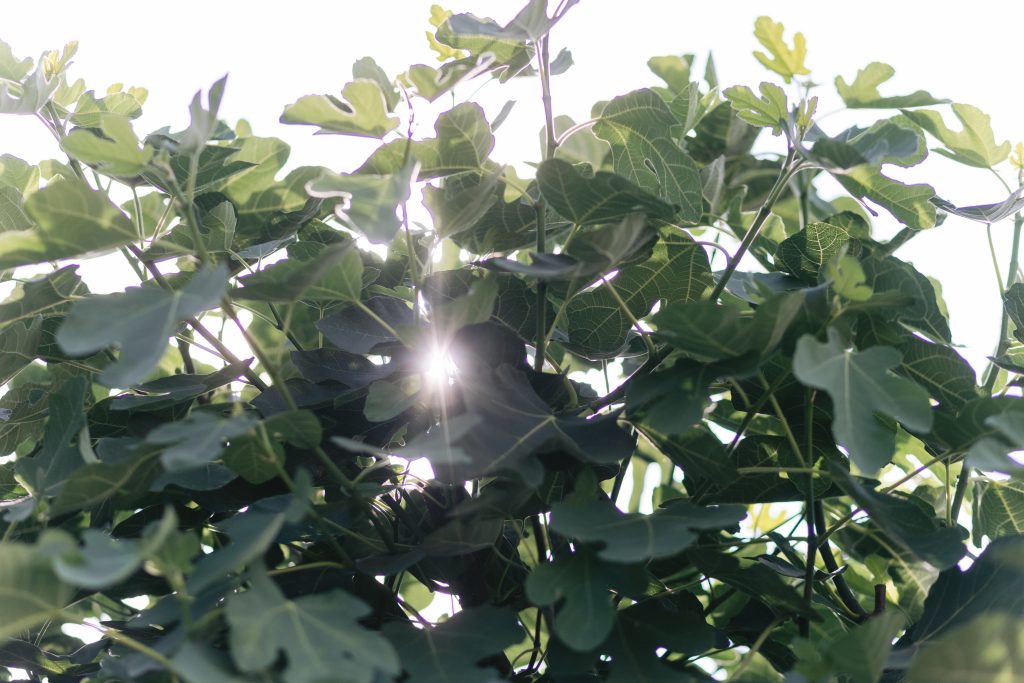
<box><xmin>533</xmin><ymin>35</ymin><xmax>557</xmax><ymax>372</ymax></box>
<box><xmin>707</xmin><ymin>152</ymin><xmax>799</xmax><ymax>302</ymax></box>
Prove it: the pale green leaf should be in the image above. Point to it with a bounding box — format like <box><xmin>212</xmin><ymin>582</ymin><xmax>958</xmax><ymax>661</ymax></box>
<box><xmin>226</xmin><ymin>569</ymin><xmax>401</xmax><ymax>683</ymax></box>
<box><xmin>836</xmin><ymin>62</ymin><xmax>947</xmax><ymax>109</ymax></box>
<box><xmin>55</xmin><ymin>265</ymin><xmax>228</xmax><ymax>387</ymax></box>
<box><xmin>1</xmin><ymin>179</ymin><xmax>137</xmax><ymax>270</ymax></box>
<box><xmin>793</xmin><ymin>328</ymin><xmax>933</xmax><ymax>473</ymax></box>
<box><xmin>281</xmin><ymin>79</ymin><xmax>399</xmax><ymax>138</ymax></box>
<box><xmin>752</xmin><ymin>16</ymin><xmax>810</xmax><ymax>83</ymax></box>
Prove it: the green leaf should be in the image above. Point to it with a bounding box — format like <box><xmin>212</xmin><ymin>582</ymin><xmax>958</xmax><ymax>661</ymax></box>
<box><xmin>906</xmin><ymin>612</ymin><xmax>1024</xmax><ymax>683</ymax></box>
<box><xmin>826</xmin><ymin>253</ymin><xmax>873</xmax><ymax>301</ymax></box>
<box><xmin>752</xmin><ymin>16</ymin><xmax>810</xmax><ymax>83</ymax></box>
<box><xmin>688</xmin><ymin>548</ymin><xmax>817</xmax><ymax>618</ymax></box>
<box><xmin>358</xmin><ymin>102</ymin><xmax>495</xmax><ymax>179</ymax></box>
<box><xmin>793</xmin><ymin>329</ymin><xmax>933</xmax><ymax>473</ymax></box>
<box><xmin>305</xmin><ymin>162</ymin><xmax>416</xmax><ymax>243</ymax></box>
<box><xmin>550</xmin><ymin>499</ymin><xmax>744</xmax><ymax>563</ymax></box>
<box><xmin>592</xmin><ymin>88</ymin><xmax>702</xmax><ymax>222</ymax></box>
<box><xmin>975</xmin><ymin>479</ymin><xmax>1024</xmax><ymax>542</ymax></box>
<box><xmin>902</xmin><ymin>103</ymin><xmax>1010</xmax><ymax>168</ymax></box>
<box><xmin>860</xmin><ymin>253</ymin><xmax>951</xmax><ymax>342</ymax></box>
<box><xmin>226</xmin><ymin>569</ymin><xmax>401</xmax><ymax>683</ymax></box>
<box><xmin>429</xmin><ymin>274</ymin><xmax>498</xmax><ymax>334</ymax></box>
<box><xmin>647</xmin><ymin>55</ymin><xmax>693</xmax><ymax>94</ymax></box>
<box><xmin>50</xmin><ymin>449</ymin><xmax>162</xmax><ymax>515</ymax></box>
<box><xmin>235</xmin><ymin>242</ymin><xmax>364</xmax><ymax>302</ymax></box>
<box><xmin>352</xmin><ymin>56</ymin><xmax>398</xmax><ymax>111</ymax></box>
<box><xmin>0</xmin><ymin>63</ymin><xmax>61</xmax><ymax>115</ymax></box>
<box><xmin>60</xmin><ymin>114</ymin><xmax>153</xmax><ymax>177</ymax></box>
<box><xmin>178</xmin><ymin>76</ymin><xmax>228</xmax><ymax>154</ymax></box>
<box><xmin>363</xmin><ymin>376</ymin><xmax>420</xmax><ymax>422</ymax></box>
<box><xmin>422</xmin><ymin>167</ymin><xmax>504</xmax><ymax>238</ymax></box>
<box><xmin>55</xmin><ymin>265</ymin><xmax>228</xmax><ymax>387</ymax></box>
<box><xmin>800</xmin><ymin>611</ymin><xmax>905</xmax><ymax>683</ymax></box>
<box><xmin>0</xmin><ymin>266</ymin><xmax>84</xmax><ymax>326</ymax></box>
<box><xmin>484</xmin><ymin>212</ymin><xmax>655</xmax><ymax>285</ymax></box>
<box><xmin>0</xmin><ymin>40</ymin><xmax>33</xmax><ymax>81</ymax></box>
<box><xmin>1005</xmin><ymin>283</ymin><xmax>1024</xmax><ymax>344</ymax></box>
<box><xmin>892</xmin><ymin>337</ymin><xmax>977</xmax><ymax>410</ymax></box>
<box><xmin>316</xmin><ymin>296</ymin><xmax>413</xmax><ymax>354</ymax></box>
<box><xmin>280</xmin><ymin>79</ymin><xmax>399</xmax><ymax>138</ymax></box>
<box><xmin>403</xmin><ymin>365</ymin><xmax>634</xmax><ymax>486</ymax></box>
<box><xmin>537</xmin><ymin>158</ymin><xmax>676</xmax><ymax>225</ymax></box>
<box><xmin>383</xmin><ymin>606</ymin><xmax>525</xmax><ymax>683</ymax></box>
<box><xmin>14</xmin><ymin>375</ymin><xmax>87</xmax><ymax>496</ymax></box>
<box><xmin>526</xmin><ymin>549</ymin><xmax>647</xmax><ymax>651</ymax></box>
<box><xmin>0</xmin><ymin>153</ymin><xmax>40</xmax><ymax>195</ymax></box>
<box><xmin>829</xmin><ymin>465</ymin><xmax>964</xmax><ymax>569</ymax></box>
<box><xmin>651</xmin><ymin>291</ymin><xmax>803</xmax><ymax>362</ymax></box>
<box><xmin>222</xmin><ymin>435</ymin><xmax>282</xmax><ymax>485</ymax></box>
<box><xmin>0</xmin><ymin>185</ymin><xmax>32</xmax><ymax>232</ymax></box>
<box><xmin>146</xmin><ymin>411</ymin><xmax>256</xmax><ymax>471</ymax></box>
<box><xmin>0</xmin><ymin>179</ymin><xmax>137</xmax><ymax>270</ymax></box>
<box><xmin>0</xmin><ymin>541</ymin><xmax>73</xmax><ymax>641</ymax></box>
<box><xmin>723</xmin><ymin>83</ymin><xmax>788</xmax><ymax>134</ymax></box>
<box><xmin>69</xmin><ymin>87</ymin><xmax>146</xmax><ymax>128</ymax></box>
<box><xmin>49</xmin><ymin>527</ymin><xmax>158</xmax><ymax>590</ymax></box>
<box><xmin>830</xmin><ymin>163</ymin><xmax>936</xmax><ymax>229</ymax></box>
<box><xmin>0</xmin><ymin>317</ymin><xmax>41</xmax><ymax>385</ymax></box>
<box><xmin>906</xmin><ymin>536</ymin><xmax>1024</xmax><ymax>645</ymax></box>
<box><xmin>110</xmin><ymin>360</ymin><xmax>251</xmax><ymax>411</ymax></box>
<box><xmin>565</xmin><ymin>231</ymin><xmax>712</xmax><ymax>357</ymax></box>
<box><xmin>836</xmin><ymin>62</ymin><xmax>947</xmax><ymax>109</ymax></box>
<box><xmin>967</xmin><ymin>411</ymin><xmax>1024</xmax><ymax>473</ymax></box>
<box><xmin>776</xmin><ymin>220</ymin><xmax>859</xmax><ymax>283</ymax></box>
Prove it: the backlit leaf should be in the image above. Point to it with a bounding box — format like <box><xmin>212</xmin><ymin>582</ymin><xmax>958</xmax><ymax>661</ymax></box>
<box><xmin>281</xmin><ymin>79</ymin><xmax>399</xmax><ymax>139</ymax></box>
<box><xmin>1</xmin><ymin>179</ymin><xmax>137</xmax><ymax>270</ymax></box>
<box><xmin>836</xmin><ymin>62</ymin><xmax>947</xmax><ymax>109</ymax></box>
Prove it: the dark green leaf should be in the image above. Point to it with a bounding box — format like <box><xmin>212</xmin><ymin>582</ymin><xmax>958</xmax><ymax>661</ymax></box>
<box><xmin>829</xmin><ymin>464</ymin><xmax>964</xmax><ymax>569</ymax></box>
<box><xmin>403</xmin><ymin>365</ymin><xmax>634</xmax><ymax>486</ymax></box>
<box><xmin>526</xmin><ymin>549</ymin><xmax>647</xmax><ymax>651</ymax></box>
<box><xmin>383</xmin><ymin>606</ymin><xmax>525</xmax><ymax>683</ymax></box>
<box><xmin>550</xmin><ymin>499</ymin><xmax>744</xmax><ymax>563</ymax></box>
<box><xmin>146</xmin><ymin>411</ymin><xmax>256</xmax><ymax>471</ymax></box>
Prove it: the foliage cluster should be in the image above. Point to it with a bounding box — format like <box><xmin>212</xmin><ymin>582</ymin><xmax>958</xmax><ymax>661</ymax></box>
<box><xmin>2</xmin><ymin>2</ymin><xmax>1024</xmax><ymax>681</ymax></box>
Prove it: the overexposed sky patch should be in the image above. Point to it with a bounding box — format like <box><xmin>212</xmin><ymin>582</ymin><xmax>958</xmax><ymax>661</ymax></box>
<box><xmin>3</xmin><ymin>0</ymin><xmax>1023</xmax><ymax>370</ymax></box>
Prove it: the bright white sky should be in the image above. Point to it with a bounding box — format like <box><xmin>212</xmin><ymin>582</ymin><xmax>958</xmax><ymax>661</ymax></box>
<box><xmin>3</xmin><ymin>0</ymin><xmax>1024</xmax><ymax>373</ymax></box>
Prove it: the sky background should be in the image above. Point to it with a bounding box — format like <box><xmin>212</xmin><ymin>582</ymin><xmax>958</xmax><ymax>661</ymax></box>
<box><xmin>3</xmin><ymin>0</ymin><xmax>1024</xmax><ymax>373</ymax></box>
